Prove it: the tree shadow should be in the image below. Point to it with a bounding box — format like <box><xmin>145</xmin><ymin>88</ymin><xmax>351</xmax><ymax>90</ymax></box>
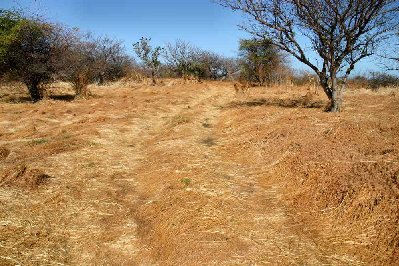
<box><xmin>49</xmin><ymin>94</ymin><xmax>76</xmax><ymax>102</ymax></box>
<box><xmin>0</xmin><ymin>95</ymin><xmax>32</xmax><ymax>103</ymax></box>
<box><xmin>1</xmin><ymin>94</ymin><xmax>77</xmax><ymax>103</ymax></box>
<box><xmin>226</xmin><ymin>96</ymin><xmax>325</xmax><ymax>109</ymax></box>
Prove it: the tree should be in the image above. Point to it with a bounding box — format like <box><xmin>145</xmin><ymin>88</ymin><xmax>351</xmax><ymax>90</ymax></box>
<box><xmin>218</xmin><ymin>0</ymin><xmax>399</xmax><ymax>112</ymax></box>
<box><xmin>195</xmin><ymin>51</ymin><xmax>234</xmax><ymax>80</ymax></box>
<box><xmin>368</xmin><ymin>71</ymin><xmax>399</xmax><ymax>89</ymax></box>
<box><xmin>92</xmin><ymin>36</ymin><xmax>131</xmax><ymax>85</ymax></box>
<box><xmin>59</xmin><ymin>32</ymin><xmax>98</xmax><ymax>97</ymax></box>
<box><xmin>164</xmin><ymin>39</ymin><xmax>199</xmax><ymax>79</ymax></box>
<box><xmin>133</xmin><ymin>37</ymin><xmax>162</xmax><ymax>85</ymax></box>
<box><xmin>59</xmin><ymin>33</ymin><xmax>132</xmax><ymax>97</ymax></box>
<box><xmin>382</xmin><ymin>32</ymin><xmax>399</xmax><ymax>71</ymax></box>
<box><xmin>239</xmin><ymin>38</ymin><xmax>286</xmax><ymax>86</ymax></box>
<box><xmin>0</xmin><ymin>9</ymin><xmax>68</xmax><ymax>102</ymax></box>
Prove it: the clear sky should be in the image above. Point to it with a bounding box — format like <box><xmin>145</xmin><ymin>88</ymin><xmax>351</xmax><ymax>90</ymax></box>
<box><xmin>0</xmin><ymin>0</ymin><xmax>393</xmax><ymax>75</ymax></box>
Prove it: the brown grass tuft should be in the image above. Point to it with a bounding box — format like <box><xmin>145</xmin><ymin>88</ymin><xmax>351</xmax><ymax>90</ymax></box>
<box><xmin>0</xmin><ymin>147</ymin><xmax>10</xmax><ymax>161</ymax></box>
<box><xmin>0</xmin><ymin>165</ymin><xmax>52</xmax><ymax>189</ymax></box>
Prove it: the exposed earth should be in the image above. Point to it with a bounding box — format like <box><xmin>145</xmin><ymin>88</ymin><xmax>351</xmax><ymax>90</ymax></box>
<box><xmin>0</xmin><ymin>80</ymin><xmax>398</xmax><ymax>265</ymax></box>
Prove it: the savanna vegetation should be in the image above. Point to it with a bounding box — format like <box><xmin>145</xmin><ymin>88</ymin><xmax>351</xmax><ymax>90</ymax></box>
<box><xmin>1</xmin><ymin>3</ymin><xmax>398</xmax><ymax>105</ymax></box>
<box><xmin>1</xmin><ymin>1</ymin><xmax>399</xmax><ymax>265</ymax></box>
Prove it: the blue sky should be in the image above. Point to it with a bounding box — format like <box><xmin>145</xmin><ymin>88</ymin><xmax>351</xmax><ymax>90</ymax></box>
<box><xmin>0</xmin><ymin>0</ymin><xmax>393</xmax><ymax>75</ymax></box>
<box><xmin>1</xmin><ymin>0</ymin><xmax>249</xmax><ymax>57</ymax></box>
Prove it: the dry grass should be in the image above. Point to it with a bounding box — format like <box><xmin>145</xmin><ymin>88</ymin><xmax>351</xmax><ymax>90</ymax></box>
<box><xmin>0</xmin><ymin>79</ymin><xmax>398</xmax><ymax>265</ymax></box>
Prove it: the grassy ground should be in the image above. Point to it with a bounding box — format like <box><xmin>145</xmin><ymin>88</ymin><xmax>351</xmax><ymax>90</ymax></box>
<box><xmin>0</xmin><ymin>80</ymin><xmax>398</xmax><ymax>265</ymax></box>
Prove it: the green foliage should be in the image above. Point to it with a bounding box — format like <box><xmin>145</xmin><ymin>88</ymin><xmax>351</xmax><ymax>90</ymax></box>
<box><xmin>180</xmin><ymin>178</ymin><xmax>192</xmax><ymax>186</ymax></box>
<box><xmin>0</xmin><ymin>9</ymin><xmax>23</xmax><ymax>64</ymax></box>
<box><xmin>0</xmin><ymin>9</ymin><xmax>63</xmax><ymax>101</ymax></box>
<box><xmin>6</xmin><ymin>20</ymin><xmax>56</xmax><ymax>100</ymax></box>
<box><xmin>30</xmin><ymin>138</ymin><xmax>48</xmax><ymax>145</ymax></box>
<box><xmin>185</xmin><ymin>61</ymin><xmax>206</xmax><ymax>80</ymax></box>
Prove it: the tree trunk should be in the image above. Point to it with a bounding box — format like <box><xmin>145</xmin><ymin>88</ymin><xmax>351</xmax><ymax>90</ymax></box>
<box><xmin>151</xmin><ymin>70</ymin><xmax>157</xmax><ymax>85</ymax></box>
<box><xmin>320</xmin><ymin>75</ymin><xmax>344</xmax><ymax>112</ymax></box>
<box><xmin>73</xmin><ymin>73</ymin><xmax>90</xmax><ymax>98</ymax></box>
<box><xmin>75</xmin><ymin>84</ymin><xmax>89</xmax><ymax>98</ymax></box>
<box><xmin>98</xmin><ymin>72</ymin><xmax>105</xmax><ymax>86</ymax></box>
<box><xmin>329</xmin><ymin>88</ymin><xmax>343</xmax><ymax>112</ymax></box>
<box><xmin>26</xmin><ymin>80</ymin><xmax>43</xmax><ymax>102</ymax></box>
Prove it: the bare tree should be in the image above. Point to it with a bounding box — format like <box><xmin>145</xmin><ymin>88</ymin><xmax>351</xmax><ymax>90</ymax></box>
<box><xmin>382</xmin><ymin>32</ymin><xmax>399</xmax><ymax>71</ymax></box>
<box><xmin>218</xmin><ymin>0</ymin><xmax>398</xmax><ymax>112</ymax></box>
<box><xmin>93</xmin><ymin>36</ymin><xmax>131</xmax><ymax>85</ymax></box>
<box><xmin>58</xmin><ymin>31</ymin><xmax>98</xmax><ymax>98</ymax></box>
<box><xmin>58</xmin><ymin>32</ymin><xmax>132</xmax><ymax>97</ymax></box>
<box><xmin>164</xmin><ymin>39</ymin><xmax>199</xmax><ymax>79</ymax></box>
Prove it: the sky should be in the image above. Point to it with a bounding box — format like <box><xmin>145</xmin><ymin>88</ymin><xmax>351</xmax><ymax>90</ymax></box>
<box><xmin>0</xmin><ymin>0</ymin><xmax>394</xmax><ymax>75</ymax></box>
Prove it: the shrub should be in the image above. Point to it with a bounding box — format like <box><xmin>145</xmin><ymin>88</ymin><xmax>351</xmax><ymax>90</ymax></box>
<box><xmin>368</xmin><ymin>72</ymin><xmax>399</xmax><ymax>91</ymax></box>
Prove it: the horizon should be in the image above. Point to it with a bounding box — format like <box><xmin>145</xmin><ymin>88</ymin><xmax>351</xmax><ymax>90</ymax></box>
<box><xmin>1</xmin><ymin>0</ymin><xmax>397</xmax><ymax>76</ymax></box>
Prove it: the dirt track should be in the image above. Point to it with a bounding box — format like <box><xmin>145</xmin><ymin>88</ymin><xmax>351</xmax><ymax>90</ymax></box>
<box><xmin>0</xmin><ymin>81</ymin><xmax>398</xmax><ymax>265</ymax></box>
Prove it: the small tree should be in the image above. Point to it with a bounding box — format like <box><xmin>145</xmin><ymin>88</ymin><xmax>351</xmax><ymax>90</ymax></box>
<box><xmin>133</xmin><ymin>37</ymin><xmax>162</xmax><ymax>85</ymax></box>
<box><xmin>0</xmin><ymin>10</ymin><xmax>64</xmax><ymax>101</ymax></box>
<box><xmin>56</xmin><ymin>31</ymin><xmax>97</xmax><ymax>98</ymax></box>
<box><xmin>219</xmin><ymin>0</ymin><xmax>398</xmax><ymax>112</ymax></box>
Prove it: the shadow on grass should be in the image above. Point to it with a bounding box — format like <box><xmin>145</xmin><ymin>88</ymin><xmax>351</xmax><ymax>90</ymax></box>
<box><xmin>1</xmin><ymin>94</ymin><xmax>76</xmax><ymax>103</ymax></box>
<box><xmin>226</xmin><ymin>96</ymin><xmax>325</xmax><ymax>109</ymax></box>
<box><xmin>49</xmin><ymin>94</ymin><xmax>76</xmax><ymax>102</ymax></box>
<box><xmin>0</xmin><ymin>95</ymin><xmax>32</xmax><ymax>103</ymax></box>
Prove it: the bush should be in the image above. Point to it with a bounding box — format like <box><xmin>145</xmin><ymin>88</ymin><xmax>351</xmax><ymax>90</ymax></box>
<box><xmin>164</xmin><ymin>39</ymin><xmax>239</xmax><ymax>81</ymax></box>
<box><xmin>368</xmin><ymin>72</ymin><xmax>399</xmax><ymax>91</ymax></box>
<box><xmin>347</xmin><ymin>75</ymin><xmax>370</xmax><ymax>89</ymax></box>
<box><xmin>58</xmin><ymin>32</ymin><xmax>132</xmax><ymax>97</ymax></box>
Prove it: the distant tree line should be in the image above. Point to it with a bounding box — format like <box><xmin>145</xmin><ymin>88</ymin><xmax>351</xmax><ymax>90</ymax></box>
<box><xmin>3</xmin><ymin>5</ymin><xmax>396</xmax><ymax>104</ymax></box>
<box><xmin>132</xmin><ymin>37</ymin><xmax>291</xmax><ymax>86</ymax></box>
<box><xmin>0</xmin><ymin>8</ymin><xmax>296</xmax><ymax>102</ymax></box>
<box><xmin>349</xmin><ymin>72</ymin><xmax>399</xmax><ymax>90</ymax></box>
